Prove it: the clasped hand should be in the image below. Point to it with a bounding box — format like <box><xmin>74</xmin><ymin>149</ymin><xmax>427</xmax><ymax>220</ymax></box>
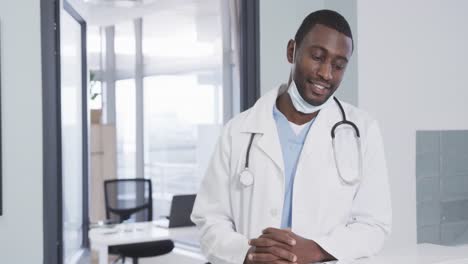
<box><xmin>244</xmin><ymin>227</ymin><xmax>334</xmax><ymax>264</ymax></box>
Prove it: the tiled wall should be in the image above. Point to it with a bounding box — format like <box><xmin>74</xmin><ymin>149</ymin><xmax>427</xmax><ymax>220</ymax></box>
<box><xmin>416</xmin><ymin>131</ymin><xmax>468</xmax><ymax>245</ymax></box>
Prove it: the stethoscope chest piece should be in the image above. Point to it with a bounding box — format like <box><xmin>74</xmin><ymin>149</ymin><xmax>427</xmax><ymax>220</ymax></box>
<box><xmin>239</xmin><ymin>169</ymin><xmax>254</xmax><ymax>187</ymax></box>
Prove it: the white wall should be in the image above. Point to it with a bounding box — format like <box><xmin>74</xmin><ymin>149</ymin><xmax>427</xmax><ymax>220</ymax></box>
<box><xmin>259</xmin><ymin>0</ymin><xmax>358</xmax><ymax>106</ymax></box>
<box><xmin>0</xmin><ymin>0</ymin><xmax>44</xmax><ymax>262</ymax></box>
<box><xmin>357</xmin><ymin>0</ymin><xmax>468</xmax><ymax>252</ymax></box>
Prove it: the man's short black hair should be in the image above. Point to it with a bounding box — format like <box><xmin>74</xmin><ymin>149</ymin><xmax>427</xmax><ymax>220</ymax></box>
<box><xmin>294</xmin><ymin>9</ymin><xmax>353</xmax><ymax>50</ymax></box>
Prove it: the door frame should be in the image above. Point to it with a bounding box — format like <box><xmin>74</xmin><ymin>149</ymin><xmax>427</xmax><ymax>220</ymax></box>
<box><xmin>63</xmin><ymin>0</ymin><xmax>90</xmax><ymax>250</ymax></box>
<box><xmin>41</xmin><ymin>0</ymin><xmax>89</xmax><ymax>263</ymax></box>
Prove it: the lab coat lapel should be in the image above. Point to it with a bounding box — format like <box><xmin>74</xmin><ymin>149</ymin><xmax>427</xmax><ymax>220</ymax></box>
<box><xmin>256</xmin><ymin>120</ymin><xmax>284</xmax><ymax>174</ymax></box>
<box><xmin>240</xmin><ymin>86</ymin><xmax>285</xmax><ymax>174</ymax></box>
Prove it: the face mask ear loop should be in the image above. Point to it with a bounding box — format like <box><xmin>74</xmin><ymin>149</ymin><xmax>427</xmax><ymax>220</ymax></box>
<box><xmin>292</xmin><ymin>41</ymin><xmax>296</xmax><ymax>64</ymax></box>
<box><xmin>291</xmin><ymin>41</ymin><xmax>296</xmax><ymax>66</ymax></box>
<box><xmin>290</xmin><ymin>41</ymin><xmax>296</xmax><ymax>84</ymax></box>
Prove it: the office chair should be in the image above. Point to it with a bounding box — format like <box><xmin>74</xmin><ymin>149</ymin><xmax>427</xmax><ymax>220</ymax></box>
<box><xmin>104</xmin><ymin>178</ymin><xmax>174</xmax><ymax>264</ymax></box>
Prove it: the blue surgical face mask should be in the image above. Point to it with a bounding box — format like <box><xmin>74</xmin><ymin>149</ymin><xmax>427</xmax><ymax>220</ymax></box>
<box><xmin>287</xmin><ymin>42</ymin><xmax>336</xmax><ymax>114</ymax></box>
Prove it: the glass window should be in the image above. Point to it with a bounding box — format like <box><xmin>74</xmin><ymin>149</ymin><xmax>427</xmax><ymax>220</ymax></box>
<box><xmin>116</xmin><ymin>79</ymin><xmax>136</xmax><ymax>179</ymax></box>
<box><xmin>142</xmin><ymin>3</ymin><xmax>222</xmax><ymax>76</ymax></box>
<box><xmin>87</xmin><ymin>25</ymin><xmax>102</xmax><ymax>72</ymax></box>
<box><xmin>89</xmin><ymin>77</ymin><xmax>102</xmax><ymax>110</ymax></box>
<box><xmin>142</xmin><ymin>1</ymin><xmax>223</xmax><ymax>218</ymax></box>
<box><xmin>61</xmin><ymin>8</ymin><xmax>84</xmax><ymax>262</ymax></box>
<box><xmin>87</xmin><ymin>26</ymin><xmax>104</xmax><ymax>110</ymax></box>
<box><xmin>115</xmin><ymin>21</ymin><xmax>135</xmax><ymax>79</ymax></box>
<box><xmin>143</xmin><ymin>74</ymin><xmax>222</xmax><ymax>217</ymax></box>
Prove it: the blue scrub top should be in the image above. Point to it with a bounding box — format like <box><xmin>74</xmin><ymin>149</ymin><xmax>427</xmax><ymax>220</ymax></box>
<box><xmin>273</xmin><ymin>104</ymin><xmax>315</xmax><ymax>228</ymax></box>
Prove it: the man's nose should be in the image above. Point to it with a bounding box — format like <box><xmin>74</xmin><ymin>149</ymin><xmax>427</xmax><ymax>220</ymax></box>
<box><xmin>317</xmin><ymin>63</ymin><xmax>332</xmax><ymax>81</ymax></box>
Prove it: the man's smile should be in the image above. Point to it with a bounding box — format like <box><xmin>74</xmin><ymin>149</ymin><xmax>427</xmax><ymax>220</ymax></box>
<box><xmin>306</xmin><ymin>79</ymin><xmax>330</xmax><ymax>96</ymax></box>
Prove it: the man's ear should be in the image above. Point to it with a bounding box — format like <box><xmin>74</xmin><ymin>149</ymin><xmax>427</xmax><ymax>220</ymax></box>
<box><xmin>287</xmin><ymin>39</ymin><xmax>295</xmax><ymax>64</ymax></box>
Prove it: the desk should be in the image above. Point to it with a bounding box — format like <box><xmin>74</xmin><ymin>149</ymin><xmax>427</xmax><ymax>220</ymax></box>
<box><xmin>90</xmin><ymin>224</ymin><xmax>468</xmax><ymax>264</ymax></box>
<box><xmin>89</xmin><ymin>221</ymin><xmax>204</xmax><ymax>264</ymax></box>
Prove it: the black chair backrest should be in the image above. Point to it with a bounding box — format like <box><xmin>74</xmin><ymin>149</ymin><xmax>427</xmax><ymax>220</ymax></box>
<box><xmin>104</xmin><ymin>179</ymin><xmax>153</xmax><ymax>223</ymax></box>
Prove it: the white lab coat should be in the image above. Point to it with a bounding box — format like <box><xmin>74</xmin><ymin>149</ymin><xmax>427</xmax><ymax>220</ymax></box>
<box><xmin>191</xmin><ymin>85</ymin><xmax>392</xmax><ymax>264</ymax></box>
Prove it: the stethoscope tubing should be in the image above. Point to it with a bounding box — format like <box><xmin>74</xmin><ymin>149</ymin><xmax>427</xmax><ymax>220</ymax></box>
<box><xmin>331</xmin><ymin>97</ymin><xmax>360</xmax><ymax>138</ymax></box>
<box><xmin>241</xmin><ymin>97</ymin><xmax>362</xmax><ymax>186</ymax></box>
<box><xmin>244</xmin><ymin>133</ymin><xmax>256</xmax><ymax>169</ymax></box>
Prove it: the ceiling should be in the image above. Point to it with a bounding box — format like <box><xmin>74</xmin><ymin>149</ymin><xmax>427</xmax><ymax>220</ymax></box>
<box><xmin>67</xmin><ymin>0</ymin><xmax>220</xmax><ymax>26</ymax></box>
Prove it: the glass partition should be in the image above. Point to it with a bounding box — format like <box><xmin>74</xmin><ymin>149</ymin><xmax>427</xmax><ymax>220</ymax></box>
<box><xmin>60</xmin><ymin>7</ymin><xmax>84</xmax><ymax>263</ymax></box>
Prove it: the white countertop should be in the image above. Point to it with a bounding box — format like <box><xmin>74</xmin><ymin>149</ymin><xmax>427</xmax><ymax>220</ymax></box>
<box><xmin>322</xmin><ymin>244</ymin><xmax>468</xmax><ymax>264</ymax></box>
<box><xmin>90</xmin><ymin>223</ymin><xmax>468</xmax><ymax>264</ymax></box>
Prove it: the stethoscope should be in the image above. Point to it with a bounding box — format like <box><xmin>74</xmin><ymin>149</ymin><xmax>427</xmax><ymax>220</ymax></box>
<box><xmin>238</xmin><ymin>97</ymin><xmax>362</xmax><ymax>187</ymax></box>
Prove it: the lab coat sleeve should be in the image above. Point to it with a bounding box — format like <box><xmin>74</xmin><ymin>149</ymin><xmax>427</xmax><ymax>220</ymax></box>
<box><xmin>191</xmin><ymin>122</ymin><xmax>250</xmax><ymax>264</ymax></box>
<box><xmin>313</xmin><ymin>120</ymin><xmax>392</xmax><ymax>261</ymax></box>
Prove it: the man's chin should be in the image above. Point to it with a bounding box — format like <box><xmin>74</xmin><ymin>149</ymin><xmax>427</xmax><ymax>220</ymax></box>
<box><xmin>305</xmin><ymin>97</ymin><xmax>327</xmax><ymax>107</ymax></box>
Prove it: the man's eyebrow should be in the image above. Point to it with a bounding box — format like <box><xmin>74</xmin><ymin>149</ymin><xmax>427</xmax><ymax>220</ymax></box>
<box><xmin>309</xmin><ymin>45</ymin><xmax>349</xmax><ymax>63</ymax></box>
